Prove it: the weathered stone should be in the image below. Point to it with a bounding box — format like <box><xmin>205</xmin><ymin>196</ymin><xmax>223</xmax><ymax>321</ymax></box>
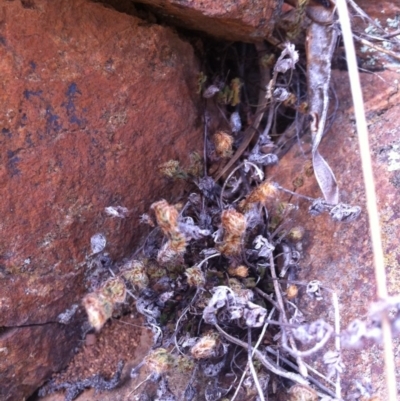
<box><xmin>135</xmin><ymin>0</ymin><xmax>280</xmax><ymax>42</ymax></box>
<box><xmin>349</xmin><ymin>0</ymin><xmax>400</xmax><ymax>70</ymax></box>
<box><xmin>0</xmin><ymin>0</ymin><xmax>202</xmax><ymax>399</ymax></box>
<box><xmin>268</xmin><ymin>68</ymin><xmax>400</xmax><ymax>398</ymax></box>
<box><xmin>0</xmin><ymin>324</ymin><xmax>78</xmax><ymax>401</ymax></box>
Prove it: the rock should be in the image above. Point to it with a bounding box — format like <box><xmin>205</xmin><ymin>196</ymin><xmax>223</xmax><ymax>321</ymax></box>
<box><xmin>268</xmin><ymin>68</ymin><xmax>400</xmax><ymax>398</ymax></box>
<box><xmin>0</xmin><ymin>0</ymin><xmax>202</xmax><ymax>399</ymax></box>
<box><xmin>135</xmin><ymin>0</ymin><xmax>280</xmax><ymax>42</ymax></box>
<box><xmin>0</xmin><ymin>325</ymin><xmax>78</xmax><ymax>401</ymax></box>
<box><xmin>346</xmin><ymin>0</ymin><xmax>400</xmax><ymax>70</ymax></box>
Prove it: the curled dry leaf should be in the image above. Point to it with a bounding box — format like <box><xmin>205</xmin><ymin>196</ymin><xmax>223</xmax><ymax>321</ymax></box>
<box><xmin>248</xmin><ymin>152</ymin><xmax>278</xmax><ymax>166</ymax></box>
<box><xmin>306</xmin><ymin>280</ymin><xmax>323</xmax><ymax>300</ymax></box>
<box><xmin>90</xmin><ymin>233</ymin><xmax>106</xmax><ymax>254</ymax></box>
<box><xmin>203</xmin><ymin>84</ymin><xmax>220</xmax><ymax>98</ymax></box>
<box><xmin>230</xmin><ymin>111</ymin><xmax>242</xmax><ymax>133</ymax></box>
<box><xmin>292</xmin><ymin>319</ymin><xmax>332</xmax><ymax>345</ymax></box>
<box><xmin>243</xmin><ymin>301</ymin><xmax>267</xmax><ymax>328</ymax></box>
<box><xmin>178</xmin><ymin>218</ymin><xmax>210</xmax><ymax>241</ymax></box>
<box><xmin>323</xmin><ymin>350</ymin><xmax>344</xmax><ymax>380</ymax></box>
<box><xmin>253</xmin><ymin>235</ymin><xmax>275</xmax><ymax>258</ymax></box>
<box><xmin>286</xmin><ymin>284</ymin><xmax>299</xmax><ymax>300</ymax></box>
<box><xmin>273</xmin><ymin>87</ymin><xmax>291</xmax><ymax>101</ymax></box>
<box><xmin>306</xmin><ymin>12</ymin><xmax>339</xmax><ymax>204</ymax></box>
<box><xmin>329</xmin><ymin>203</ymin><xmax>361</xmax><ymax>222</ymax></box>
<box><xmin>274</xmin><ymin>42</ymin><xmax>299</xmax><ymax>74</ymax></box>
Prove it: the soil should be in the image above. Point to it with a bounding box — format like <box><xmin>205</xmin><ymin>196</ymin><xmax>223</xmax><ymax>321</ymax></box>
<box><xmin>38</xmin><ymin>314</ymin><xmax>153</xmax><ymax>401</ymax></box>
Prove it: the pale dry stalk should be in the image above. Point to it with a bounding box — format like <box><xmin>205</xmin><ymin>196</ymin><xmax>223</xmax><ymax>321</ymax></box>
<box><xmin>336</xmin><ymin>1</ymin><xmax>397</xmax><ymax>399</ymax></box>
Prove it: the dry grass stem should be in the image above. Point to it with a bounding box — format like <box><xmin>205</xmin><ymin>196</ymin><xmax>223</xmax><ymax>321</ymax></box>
<box><xmin>336</xmin><ymin>0</ymin><xmax>397</xmax><ymax>399</ymax></box>
<box><xmin>354</xmin><ymin>35</ymin><xmax>400</xmax><ymax>62</ymax></box>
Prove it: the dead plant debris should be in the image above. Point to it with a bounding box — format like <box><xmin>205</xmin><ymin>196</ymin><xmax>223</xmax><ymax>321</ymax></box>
<box><xmin>38</xmin><ymin>1</ymin><xmax>400</xmax><ymax>400</ymax></box>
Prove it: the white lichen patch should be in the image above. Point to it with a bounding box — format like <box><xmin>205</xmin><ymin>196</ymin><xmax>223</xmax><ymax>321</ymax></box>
<box><xmin>57</xmin><ymin>304</ymin><xmax>78</xmax><ymax>324</ymax></box>
<box><xmin>388</xmin><ymin>145</ymin><xmax>400</xmax><ymax>171</ymax></box>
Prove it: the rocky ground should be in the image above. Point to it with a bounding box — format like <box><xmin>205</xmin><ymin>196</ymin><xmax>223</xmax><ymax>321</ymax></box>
<box><xmin>0</xmin><ymin>0</ymin><xmax>399</xmax><ymax>400</ymax></box>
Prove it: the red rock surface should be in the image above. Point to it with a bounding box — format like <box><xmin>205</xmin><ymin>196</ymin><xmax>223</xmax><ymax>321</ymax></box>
<box><xmin>136</xmin><ymin>0</ymin><xmax>280</xmax><ymax>42</ymax></box>
<box><xmin>0</xmin><ymin>0</ymin><xmax>202</xmax><ymax>399</ymax></box>
<box><xmin>268</xmin><ymin>68</ymin><xmax>400</xmax><ymax>398</ymax></box>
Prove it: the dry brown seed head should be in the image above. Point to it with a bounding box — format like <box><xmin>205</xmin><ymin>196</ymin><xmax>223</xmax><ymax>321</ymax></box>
<box><xmin>190</xmin><ymin>333</ymin><xmax>219</xmax><ymax>359</ymax></box>
<box><xmin>292</xmin><ymin>175</ymin><xmax>304</xmax><ymax>189</ymax></box>
<box><xmin>82</xmin><ymin>292</ymin><xmax>113</xmax><ymax>332</ymax></box>
<box><xmin>221</xmin><ymin>209</ymin><xmax>246</xmax><ymax>237</ymax></box>
<box><xmin>147</xmin><ymin>261</ymin><xmax>167</xmax><ymax>280</ymax></box>
<box><xmin>213</xmin><ymin>131</ymin><xmax>234</xmax><ymax>158</ymax></box>
<box><xmin>187</xmin><ymin>151</ymin><xmax>203</xmax><ymax>177</ymax></box>
<box><xmin>145</xmin><ymin>348</ymin><xmax>175</xmax><ymax>374</ymax></box>
<box><xmin>217</xmin><ymin>234</ymin><xmax>242</xmax><ymax>256</ymax></box>
<box><xmin>185</xmin><ymin>266</ymin><xmax>206</xmax><ymax>287</ymax></box>
<box><xmin>257</xmin><ymin>180</ymin><xmax>278</xmax><ymax>199</ymax></box>
<box><xmin>261</xmin><ymin>53</ymin><xmax>276</xmax><ymax>68</ymax></box>
<box><xmin>303</xmin><ymin>160</ymin><xmax>314</xmax><ymax>177</ymax></box>
<box><xmin>151</xmin><ymin>200</ymin><xmax>187</xmax><ymax>257</ymax></box>
<box><xmin>218</xmin><ymin>209</ymin><xmax>247</xmax><ymax>256</ymax></box>
<box><xmin>151</xmin><ymin>199</ymin><xmax>180</xmax><ymax>235</ymax></box>
<box><xmin>228</xmin><ymin>277</ymin><xmax>245</xmax><ymax>294</ymax></box>
<box><xmin>227</xmin><ymin>265</ymin><xmax>249</xmax><ymax>278</ymax></box>
<box><xmin>240</xmin><ymin>181</ymin><xmax>277</xmax><ymax>211</ymax></box>
<box><xmin>288</xmin><ymin>226</ymin><xmax>305</xmax><ymax>242</ymax></box>
<box><xmin>158</xmin><ymin>159</ymin><xmax>187</xmax><ymax>180</ymax></box>
<box><xmin>121</xmin><ymin>260</ymin><xmax>149</xmax><ymax>290</ymax></box>
<box><xmin>157</xmin><ymin>242</ymin><xmax>185</xmax><ymax>265</ymax></box>
<box><xmin>298</xmin><ymin>101</ymin><xmax>308</xmax><ymax>114</ymax></box>
<box><xmin>286</xmin><ymin>284</ymin><xmax>299</xmax><ymax>300</ymax></box>
<box><xmin>100</xmin><ymin>277</ymin><xmax>127</xmax><ymax>303</ymax></box>
<box><xmin>175</xmin><ymin>355</ymin><xmax>195</xmax><ymax>374</ymax></box>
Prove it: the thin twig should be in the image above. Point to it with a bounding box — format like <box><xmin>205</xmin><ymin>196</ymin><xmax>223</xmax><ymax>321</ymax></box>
<box><xmin>197</xmin><ymin>251</ymin><xmax>221</xmax><ymax>269</ymax></box>
<box><xmin>265</xmin><ymin>346</ymin><xmax>335</xmax><ymax>397</ymax></box>
<box><xmin>274</xmin><ymin>183</ymin><xmax>315</xmax><ymax>202</ymax></box>
<box><xmin>346</xmin><ymin>0</ymin><xmax>386</xmax><ymax>34</ymax></box>
<box><xmin>268</xmin><ymin>253</ymin><xmax>308</xmax><ymax>377</ymax></box>
<box><xmin>173</xmin><ymin>288</ymin><xmax>201</xmax><ymax>355</ymax></box>
<box><xmin>230</xmin><ymin>307</ymin><xmax>276</xmax><ymax>401</ymax></box>
<box><xmin>265</xmin><ymin>347</ymin><xmax>337</xmax><ymax>398</ymax></box>
<box><xmin>215</xmin><ymin>324</ymin><xmax>310</xmax><ymax>386</ymax></box>
<box><xmin>248</xmin><ymin>327</ymin><xmax>265</xmax><ymax>401</ymax></box>
<box><xmin>282</xmin><ymin>323</ymin><xmax>333</xmax><ymax>358</ymax></box>
<box><xmin>336</xmin><ymin>1</ymin><xmax>397</xmax><ymax>400</ymax></box>
<box><xmin>354</xmin><ymin>35</ymin><xmax>400</xmax><ymax>62</ymax></box>
<box><xmin>126</xmin><ymin>372</ymin><xmax>152</xmax><ymax>399</ymax></box>
<box><xmin>383</xmin><ymin>29</ymin><xmax>400</xmax><ymax>40</ymax></box>
<box><xmin>254</xmin><ymin>287</ymin><xmax>282</xmax><ymax>312</ymax></box>
<box><xmin>332</xmin><ymin>291</ymin><xmax>341</xmax><ymax>400</ymax></box>
<box><xmin>203</xmin><ymin>108</ymin><xmax>209</xmax><ymax>178</ymax></box>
